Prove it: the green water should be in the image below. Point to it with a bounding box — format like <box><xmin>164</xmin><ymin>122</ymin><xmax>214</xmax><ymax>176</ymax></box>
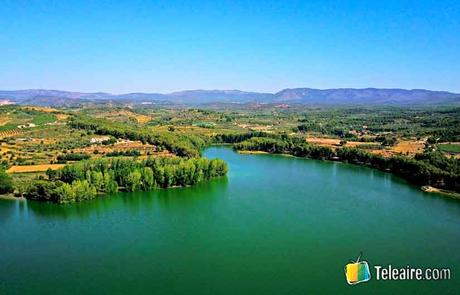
<box><xmin>1</xmin><ymin>146</ymin><xmax>459</xmax><ymax>294</ymax></box>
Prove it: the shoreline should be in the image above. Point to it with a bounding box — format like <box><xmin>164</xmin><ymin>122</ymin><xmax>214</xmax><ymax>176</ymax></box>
<box><xmin>421</xmin><ymin>186</ymin><xmax>460</xmax><ymax>199</ymax></box>
<box><xmin>0</xmin><ymin>194</ymin><xmax>26</xmax><ymax>201</ymax></box>
<box><xmin>237</xmin><ymin>150</ymin><xmax>296</xmax><ymax>158</ymax></box>
<box><xmin>235</xmin><ymin>148</ymin><xmax>460</xmax><ymax>200</ymax></box>
<box><xmin>237</xmin><ymin>150</ymin><xmax>270</xmax><ymax>155</ymax></box>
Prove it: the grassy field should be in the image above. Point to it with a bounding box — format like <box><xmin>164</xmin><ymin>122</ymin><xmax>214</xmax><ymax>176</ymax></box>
<box><xmin>438</xmin><ymin>143</ymin><xmax>460</xmax><ymax>153</ymax></box>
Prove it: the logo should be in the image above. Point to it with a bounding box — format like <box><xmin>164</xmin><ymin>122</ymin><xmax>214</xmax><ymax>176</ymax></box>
<box><xmin>344</xmin><ymin>253</ymin><xmax>371</xmax><ymax>285</ymax></box>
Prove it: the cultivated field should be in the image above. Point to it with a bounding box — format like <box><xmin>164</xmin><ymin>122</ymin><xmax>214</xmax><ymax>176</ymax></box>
<box><xmin>7</xmin><ymin>164</ymin><xmax>65</xmax><ymax>173</ymax></box>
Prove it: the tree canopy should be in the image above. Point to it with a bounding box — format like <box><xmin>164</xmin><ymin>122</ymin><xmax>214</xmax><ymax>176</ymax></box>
<box><xmin>23</xmin><ymin>156</ymin><xmax>228</xmax><ymax>203</ymax></box>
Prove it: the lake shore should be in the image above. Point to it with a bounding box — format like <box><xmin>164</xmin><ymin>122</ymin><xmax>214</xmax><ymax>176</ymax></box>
<box><xmin>421</xmin><ymin>186</ymin><xmax>460</xmax><ymax>199</ymax></box>
<box><xmin>236</xmin><ymin>148</ymin><xmax>460</xmax><ymax>200</ymax></box>
<box><xmin>0</xmin><ymin>193</ymin><xmax>25</xmax><ymax>201</ymax></box>
<box><xmin>237</xmin><ymin>150</ymin><xmax>295</xmax><ymax>157</ymax></box>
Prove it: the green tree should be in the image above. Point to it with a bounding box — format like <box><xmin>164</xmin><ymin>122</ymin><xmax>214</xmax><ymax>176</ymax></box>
<box><xmin>0</xmin><ymin>168</ymin><xmax>13</xmax><ymax>194</ymax></box>
<box><xmin>126</xmin><ymin>170</ymin><xmax>142</xmax><ymax>192</ymax></box>
<box><xmin>55</xmin><ymin>183</ymin><xmax>76</xmax><ymax>203</ymax></box>
<box><xmin>45</xmin><ymin>168</ymin><xmax>58</xmax><ymax>180</ymax></box>
<box><xmin>73</xmin><ymin>180</ymin><xmax>97</xmax><ymax>202</ymax></box>
<box><xmin>152</xmin><ymin>166</ymin><xmax>165</xmax><ymax>187</ymax></box>
<box><xmin>58</xmin><ymin>164</ymin><xmax>85</xmax><ymax>183</ymax></box>
<box><xmin>103</xmin><ymin>171</ymin><xmax>118</xmax><ymax>193</ymax></box>
<box><xmin>163</xmin><ymin>166</ymin><xmax>175</xmax><ymax>188</ymax></box>
<box><xmin>141</xmin><ymin>167</ymin><xmax>155</xmax><ymax>190</ymax></box>
<box><xmin>89</xmin><ymin>171</ymin><xmax>104</xmax><ymax>191</ymax></box>
<box><xmin>24</xmin><ymin>180</ymin><xmax>58</xmax><ymax>202</ymax></box>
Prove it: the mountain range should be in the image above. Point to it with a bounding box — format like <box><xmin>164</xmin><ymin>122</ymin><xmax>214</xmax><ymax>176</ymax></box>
<box><xmin>1</xmin><ymin>88</ymin><xmax>459</xmax><ymax>106</ymax></box>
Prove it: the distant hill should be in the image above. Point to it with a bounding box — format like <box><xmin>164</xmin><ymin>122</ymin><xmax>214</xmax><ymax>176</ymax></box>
<box><xmin>274</xmin><ymin>88</ymin><xmax>460</xmax><ymax>105</ymax></box>
<box><xmin>168</xmin><ymin>90</ymin><xmax>273</xmax><ymax>103</ymax></box>
<box><xmin>0</xmin><ymin>88</ymin><xmax>459</xmax><ymax>106</ymax></box>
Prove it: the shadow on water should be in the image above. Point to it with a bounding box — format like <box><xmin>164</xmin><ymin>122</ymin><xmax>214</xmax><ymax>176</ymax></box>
<box><xmin>23</xmin><ymin>176</ymin><xmax>229</xmax><ymax>220</ymax></box>
<box><xmin>119</xmin><ymin>176</ymin><xmax>229</xmax><ymax>213</ymax></box>
<box><xmin>25</xmin><ymin>194</ymin><xmax>121</xmax><ymax>219</ymax></box>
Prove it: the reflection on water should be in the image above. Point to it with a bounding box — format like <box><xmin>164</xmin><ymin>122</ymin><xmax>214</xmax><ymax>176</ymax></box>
<box><xmin>10</xmin><ymin>176</ymin><xmax>229</xmax><ymax>221</ymax></box>
<box><xmin>155</xmin><ymin>176</ymin><xmax>228</xmax><ymax>210</ymax></box>
<box><xmin>26</xmin><ymin>194</ymin><xmax>120</xmax><ymax>219</ymax></box>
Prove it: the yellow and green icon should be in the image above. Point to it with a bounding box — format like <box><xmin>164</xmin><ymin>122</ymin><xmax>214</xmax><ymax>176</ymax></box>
<box><xmin>344</xmin><ymin>253</ymin><xmax>371</xmax><ymax>285</ymax></box>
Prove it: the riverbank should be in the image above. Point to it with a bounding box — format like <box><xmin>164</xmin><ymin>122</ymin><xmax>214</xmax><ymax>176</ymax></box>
<box><xmin>421</xmin><ymin>186</ymin><xmax>460</xmax><ymax>199</ymax></box>
<box><xmin>0</xmin><ymin>193</ymin><xmax>25</xmax><ymax>201</ymax></box>
<box><xmin>237</xmin><ymin>150</ymin><xmax>296</xmax><ymax>158</ymax></box>
<box><xmin>236</xmin><ymin>147</ymin><xmax>460</xmax><ymax>200</ymax></box>
<box><xmin>238</xmin><ymin>150</ymin><xmax>270</xmax><ymax>155</ymax></box>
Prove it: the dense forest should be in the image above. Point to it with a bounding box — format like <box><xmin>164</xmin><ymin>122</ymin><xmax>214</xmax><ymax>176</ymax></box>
<box><xmin>20</xmin><ymin>156</ymin><xmax>227</xmax><ymax>203</ymax></box>
<box><xmin>233</xmin><ymin>136</ymin><xmax>460</xmax><ymax>193</ymax></box>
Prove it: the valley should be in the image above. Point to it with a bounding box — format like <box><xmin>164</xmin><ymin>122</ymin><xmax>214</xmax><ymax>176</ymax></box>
<box><xmin>1</xmin><ymin>103</ymin><xmax>459</xmax><ymax>201</ymax></box>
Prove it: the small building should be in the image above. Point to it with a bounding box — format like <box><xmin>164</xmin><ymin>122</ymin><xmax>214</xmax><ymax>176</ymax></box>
<box><xmin>17</xmin><ymin>123</ymin><xmax>36</xmax><ymax>129</ymax></box>
<box><xmin>90</xmin><ymin>136</ymin><xmax>111</xmax><ymax>144</ymax></box>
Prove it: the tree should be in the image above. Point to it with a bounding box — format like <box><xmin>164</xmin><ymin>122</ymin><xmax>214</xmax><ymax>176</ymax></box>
<box><xmin>163</xmin><ymin>166</ymin><xmax>175</xmax><ymax>188</ymax></box>
<box><xmin>126</xmin><ymin>170</ymin><xmax>142</xmax><ymax>192</ymax></box>
<box><xmin>103</xmin><ymin>171</ymin><xmax>118</xmax><ymax>193</ymax></box>
<box><xmin>73</xmin><ymin>180</ymin><xmax>97</xmax><ymax>202</ymax></box>
<box><xmin>58</xmin><ymin>164</ymin><xmax>85</xmax><ymax>183</ymax></box>
<box><xmin>46</xmin><ymin>168</ymin><xmax>58</xmax><ymax>180</ymax></box>
<box><xmin>0</xmin><ymin>168</ymin><xmax>14</xmax><ymax>194</ymax></box>
<box><xmin>141</xmin><ymin>167</ymin><xmax>155</xmax><ymax>190</ymax></box>
<box><xmin>209</xmin><ymin>159</ymin><xmax>228</xmax><ymax>177</ymax></box>
<box><xmin>24</xmin><ymin>180</ymin><xmax>58</xmax><ymax>201</ymax></box>
<box><xmin>89</xmin><ymin>171</ymin><xmax>104</xmax><ymax>191</ymax></box>
<box><xmin>152</xmin><ymin>166</ymin><xmax>165</xmax><ymax>188</ymax></box>
<box><xmin>55</xmin><ymin>183</ymin><xmax>76</xmax><ymax>203</ymax></box>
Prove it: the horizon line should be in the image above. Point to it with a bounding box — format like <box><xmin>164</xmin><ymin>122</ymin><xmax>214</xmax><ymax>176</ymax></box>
<box><xmin>1</xmin><ymin>87</ymin><xmax>459</xmax><ymax>96</ymax></box>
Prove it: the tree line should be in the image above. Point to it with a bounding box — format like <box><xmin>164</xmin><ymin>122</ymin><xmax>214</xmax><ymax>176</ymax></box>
<box><xmin>233</xmin><ymin>136</ymin><xmax>460</xmax><ymax>193</ymax></box>
<box><xmin>21</xmin><ymin>156</ymin><xmax>228</xmax><ymax>203</ymax></box>
<box><xmin>427</xmin><ymin>129</ymin><xmax>460</xmax><ymax>144</ymax></box>
<box><xmin>105</xmin><ymin>150</ymin><xmax>141</xmax><ymax>157</ymax></box>
<box><xmin>212</xmin><ymin>132</ymin><xmax>273</xmax><ymax>144</ymax></box>
<box><xmin>57</xmin><ymin>153</ymin><xmax>91</xmax><ymax>162</ymax></box>
<box><xmin>211</xmin><ymin>132</ymin><xmax>303</xmax><ymax>144</ymax></box>
<box><xmin>69</xmin><ymin>116</ymin><xmax>205</xmax><ymax>157</ymax></box>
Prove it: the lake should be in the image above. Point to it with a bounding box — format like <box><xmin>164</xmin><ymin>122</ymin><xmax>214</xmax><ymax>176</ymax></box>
<box><xmin>1</xmin><ymin>146</ymin><xmax>459</xmax><ymax>294</ymax></box>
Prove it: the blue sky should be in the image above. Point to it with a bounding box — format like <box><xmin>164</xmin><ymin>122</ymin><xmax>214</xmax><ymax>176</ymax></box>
<box><xmin>1</xmin><ymin>0</ymin><xmax>459</xmax><ymax>93</ymax></box>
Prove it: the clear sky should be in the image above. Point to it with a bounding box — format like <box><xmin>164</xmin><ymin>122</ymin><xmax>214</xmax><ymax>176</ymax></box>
<box><xmin>1</xmin><ymin>0</ymin><xmax>459</xmax><ymax>93</ymax></box>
